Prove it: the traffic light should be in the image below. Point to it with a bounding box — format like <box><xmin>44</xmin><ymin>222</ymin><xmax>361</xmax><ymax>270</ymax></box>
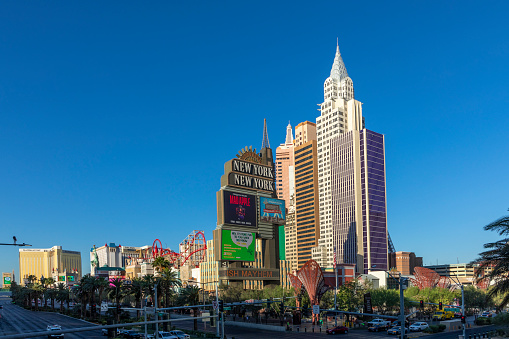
<box><xmin>218</xmin><ymin>300</ymin><xmax>224</xmax><ymax>312</ymax></box>
<box><xmin>461</xmin><ymin>315</ymin><xmax>466</xmax><ymax>324</ymax></box>
<box><xmin>439</xmin><ymin>302</ymin><xmax>443</xmax><ymax>310</ymax></box>
<box><xmin>420</xmin><ymin>300</ymin><xmax>424</xmax><ymax>308</ymax></box>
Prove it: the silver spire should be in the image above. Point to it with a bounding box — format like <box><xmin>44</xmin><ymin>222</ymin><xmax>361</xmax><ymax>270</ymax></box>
<box><xmin>330</xmin><ymin>40</ymin><xmax>349</xmax><ymax>81</ymax></box>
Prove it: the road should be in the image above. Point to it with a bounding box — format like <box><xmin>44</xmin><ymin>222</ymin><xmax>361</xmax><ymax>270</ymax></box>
<box><xmin>0</xmin><ymin>292</ymin><xmax>498</xmax><ymax>339</ymax></box>
<box><xmin>0</xmin><ymin>291</ymin><xmax>103</xmax><ymax>338</ymax></box>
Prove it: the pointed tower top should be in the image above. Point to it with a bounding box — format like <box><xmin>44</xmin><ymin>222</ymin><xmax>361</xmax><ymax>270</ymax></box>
<box><xmin>285</xmin><ymin>121</ymin><xmax>293</xmax><ymax>145</ymax></box>
<box><xmin>261</xmin><ymin>118</ymin><xmax>270</xmax><ymax>149</ymax></box>
<box><xmin>330</xmin><ymin>40</ymin><xmax>348</xmax><ymax>82</ymax></box>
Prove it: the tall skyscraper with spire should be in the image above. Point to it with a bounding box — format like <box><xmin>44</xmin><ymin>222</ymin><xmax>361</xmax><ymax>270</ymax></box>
<box><xmin>312</xmin><ymin>42</ymin><xmax>388</xmax><ymax>274</ymax></box>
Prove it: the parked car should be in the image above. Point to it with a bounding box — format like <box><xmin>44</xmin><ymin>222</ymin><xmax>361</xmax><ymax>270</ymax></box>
<box><xmin>368</xmin><ymin>323</ymin><xmax>388</xmax><ymax>332</ymax></box>
<box><xmin>409</xmin><ymin>322</ymin><xmax>429</xmax><ymax>332</ymax></box>
<box><xmin>326</xmin><ymin>326</ymin><xmax>349</xmax><ymax>334</ymax></box>
<box><xmin>387</xmin><ymin>326</ymin><xmax>408</xmax><ymax>335</ymax></box>
<box><xmin>147</xmin><ymin>332</ymin><xmax>178</xmax><ymax>339</ymax></box>
<box><xmin>367</xmin><ymin>318</ymin><xmax>391</xmax><ymax>327</ymax></box>
<box><xmin>47</xmin><ymin>325</ymin><xmax>64</xmax><ymax>338</ymax></box>
<box><xmin>121</xmin><ymin>330</ymin><xmax>141</xmax><ymax>338</ymax></box>
<box><xmin>102</xmin><ymin>328</ymin><xmax>122</xmax><ymax>336</ymax></box>
<box><xmin>169</xmin><ymin>331</ymin><xmax>190</xmax><ymax>339</ymax></box>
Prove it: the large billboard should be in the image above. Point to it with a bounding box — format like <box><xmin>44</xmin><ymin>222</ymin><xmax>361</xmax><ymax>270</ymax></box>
<box><xmin>3</xmin><ymin>276</ymin><xmax>11</xmax><ymax>285</ymax></box>
<box><xmin>259</xmin><ymin>197</ymin><xmax>285</xmax><ymax>225</ymax></box>
<box><xmin>222</xmin><ymin>229</ymin><xmax>255</xmax><ymax>261</ymax></box>
<box><xmin>223</xmin><ymin>191</ymin><xmax>257</xmax><ymax>227</ymax></box>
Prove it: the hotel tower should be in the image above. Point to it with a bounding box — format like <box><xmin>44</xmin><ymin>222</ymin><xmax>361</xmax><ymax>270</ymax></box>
<box><xmin>312</xmin><ymin>42</ymin><xmax>388</xmax><ymax>274</ymax></box>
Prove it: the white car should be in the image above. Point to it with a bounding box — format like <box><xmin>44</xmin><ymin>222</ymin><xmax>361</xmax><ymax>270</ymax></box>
<box><xmin>169</xmin><ymin>330</ymin><xmax>190</xmax><ymax>339</ymax></box>
<box><xmin>47</xmin><ymin>325</ymin><xmax>64</xmax><ymax>338</ymax></box>
<box><xmin>147</xmin><ymin>332</ymin><xmax>178</xmax><ymax>339</ymax></box>
<box><xmin>367</xmin><ymin>318</ymin><xmax>391</xmax><ymax>327</ymax></box>
<box><xmin>409</xmin><ymin>322</ymin><xmax>429</xmax><ymax>331</ymax></box>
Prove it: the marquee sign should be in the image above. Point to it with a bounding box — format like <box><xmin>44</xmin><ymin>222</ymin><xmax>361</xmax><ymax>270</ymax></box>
<box><xmin>221</xmin><ymin>158</ymin><xmax>275</xmax><ymax>193</ymax></box>
<box><xmin>218</xmin><ymin>268</ymin><xmax>280</xmax><ymax>281</ymax></box>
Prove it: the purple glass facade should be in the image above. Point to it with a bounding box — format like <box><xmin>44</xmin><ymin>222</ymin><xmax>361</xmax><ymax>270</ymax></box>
<box><xmin>360</xmin><ymin>129</ymin><xmax>388</xmax><ymax>273</ymax></box>
<box><xmin>330</xmin><ymin>129</ymin><xmax>388</xmax><ymax>274</ymax></box>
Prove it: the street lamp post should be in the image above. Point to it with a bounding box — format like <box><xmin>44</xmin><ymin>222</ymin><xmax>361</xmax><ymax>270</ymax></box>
<box><xmin>372</xmin><ymin>266</ymin><xmax>406</xmax><ymax>339</ymax></box>
<box><xmin>154</xmin><ymin>281</ymin><xmax>159</xmax><ymax>338</ymax></box>
<box><xmin>450</xmin><ymin>275</ymin><xmax>466</xmax><ymax>339</ymax></box>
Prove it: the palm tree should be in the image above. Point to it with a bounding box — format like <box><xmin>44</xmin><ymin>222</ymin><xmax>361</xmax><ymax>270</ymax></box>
<box><xmin>129</xmin><ymin>278</ymin><xmax>144</xmax><ymax>318</ymax></box>
<box><xmin>108</xmin><ymin>278</ymin><xmax>125</xmax><ymax>321</ymax></box>
<box><xmin>96</xmin><ymin>277</ymin><xmax>110</xmax><ymax>305</ymax></box>
<box><xmin>32</xmin><ymin>283</ymin><xmax>44</xmax><ymax>311</ymax></box>
<box><xmin>142</xmin><ymin>275</ymin><xmax>156</xmax><ymax>307</ymax></box>
<box><xmin>474</xmin><ymin>210</ymin><xmax>509</xmax><ymax>309</ymax></box>
<box><xmin>181</xmin><ymin>285</ymin><xmax>202</xmax><ymax>330</ymax></box>
<box><xmin>56</xmin><ymin>283</ymin><xmax>68</xmax><ymax>313</ymax></box>
<box><xmin>152</xmin><ymin>257</ymin><xmax>171</xmax><ymax>275</ymax></box>
<box><xmin>160</xmin><ymin>268</ymin><xmax>182</xmax><ymax>307</ymax></box>
<box><xmin>44</xmin><ymin>277</ymin><xmax>56</xmax><ymax>309</ymax></box>
<box><xmin>81</xmin><ymin>274</ymin><xmax>99</xmax><ymax>319</ymax></box>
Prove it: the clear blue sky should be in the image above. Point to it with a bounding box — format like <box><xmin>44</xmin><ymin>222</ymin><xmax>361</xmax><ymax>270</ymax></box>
<box><xmin>1</xmin><ymin>1</ymin><xmax>508</xmax><ymax>279</ymax></box>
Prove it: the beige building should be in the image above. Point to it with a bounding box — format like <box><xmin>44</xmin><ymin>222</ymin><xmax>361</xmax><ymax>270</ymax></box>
<box><xmin>424</xmin><ymin>263</ymin><xmax>492</xmax><ymax>286</ymax></box>
<box><xmin>275</xmin><ymin>123</ymin><xmax>295</xmax><ymax>209</ymax></box>
<box><xmin>19</xmin><ymin>246</ymin><xmax>81</xmax><ymax>286</ymax></box>
<box><xmin>294</xmin><ymin>122</ymin><xmax>320</xmax><ymax>269</ymax></box>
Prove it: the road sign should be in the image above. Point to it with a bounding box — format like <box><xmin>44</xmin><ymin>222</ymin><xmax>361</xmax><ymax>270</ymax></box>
<box><xmin>212</xmin><ymin>301</ymin><xmax>218</xmax><ymax>310</ymax></box>
<box><xmin>202</xmin><ymin>312</ymin><xmax>210</xmax><ymax>322</ymax></box>
<box><xmin>101</xmin><ymin>302</ymin><xmax>108</xmax><ymax>312</ymax></box>
<box><xmin>312</xmin><ymin>305</ymin><xmax>320</xmax><ymax>315</ymax></box>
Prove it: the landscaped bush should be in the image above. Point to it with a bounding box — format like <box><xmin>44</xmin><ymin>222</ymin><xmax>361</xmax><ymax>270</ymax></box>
<box><xmin>475</xmin><ymin>317</ymin><xmax>492</xmax><ymax>325</ymax></box>
<box><xmin>424</xmin><ymin>324</ymin><xmax>446</xmax><ymax>333</ymax></box>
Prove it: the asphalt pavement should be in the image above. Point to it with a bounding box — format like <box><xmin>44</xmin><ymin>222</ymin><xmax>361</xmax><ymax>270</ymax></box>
<box><xmin>0</xmin><ymin>291</ymin><xmax>103</xmax><ymax>338</ymax></box>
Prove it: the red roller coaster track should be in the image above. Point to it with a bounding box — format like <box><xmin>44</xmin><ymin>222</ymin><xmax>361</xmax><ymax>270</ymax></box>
<box><xmin>151</xmin><ymin>231</ymin><xmax>207</xmax><ymax>268</ymax></box>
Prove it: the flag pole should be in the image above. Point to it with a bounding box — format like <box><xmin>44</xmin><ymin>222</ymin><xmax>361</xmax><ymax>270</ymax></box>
<box><xmin>334</xmin><ymin>246</ymin><xmax>338</xmax><ymax>326</ymax></box>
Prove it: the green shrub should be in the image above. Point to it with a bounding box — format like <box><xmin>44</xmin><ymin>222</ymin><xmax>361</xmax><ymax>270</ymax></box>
<box><xmin>423</xmin><ymin>327</ymin><xmax>434</xmax><ymax>334</ymax></box>
<box><xmin>438</xmin><ymin>324</ymin><xmax>446</xmax><ymax>332</ymax></box>
<box><xmin>475</xmin><ymin>317</ymin><xmax>492</xmax><ymax>325</ymax></box>
<box><xmin>428</xmin><ymin>325</ymin><xmax>440</xmax><ymax>333</ymax></box>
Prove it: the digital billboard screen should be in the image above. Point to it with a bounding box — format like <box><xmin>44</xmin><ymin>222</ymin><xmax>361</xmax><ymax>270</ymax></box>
<box><xmin>222</xmin><ymin>229</ymin><xmax>255</xmax><ymax>261</ymax></box>
<box><xmin>223</xmin><ymin>191</ymin><xmax>257</xmax><ymax>227</ymax></box>
<box><xmin>259</xmin><ymin>197</ymin><xmax>285</xmax><ymax>225</ymax></box>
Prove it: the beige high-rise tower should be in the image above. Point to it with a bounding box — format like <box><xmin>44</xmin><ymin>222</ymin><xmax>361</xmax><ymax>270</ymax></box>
<box><xmin>275</xmin><ymin>122</ymin><xmax>295</xmax><ymax>208</ymax></box>
<box><xmin>294</xmin><ymin>121</ymin><xmax>320</xmax><ymax>269</ymax></box>
<box><xmin>312</xmin><ymin>42</ymin><xmax>364</xmax><ymax>269</ymax></box>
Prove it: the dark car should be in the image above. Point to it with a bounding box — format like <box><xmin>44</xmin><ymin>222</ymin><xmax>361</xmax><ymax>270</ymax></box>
<box><xmin>122</xmin><ymin>330</ymin><xmax>141</xmax><ymax>338</ymax></box>
<box><xmin>368</xmin><ymin>323</ymin><xmax>388</xmax><ymax>332</ymax></box>
<box><xmin>387</xmin><ymin>326</ymin><xmax>408</xmax><ymax>335</ymax></box>
<box><xmin>326</xmin><ymin>326</ymin><xmax>349</xmax><ymax>334</ymax></box>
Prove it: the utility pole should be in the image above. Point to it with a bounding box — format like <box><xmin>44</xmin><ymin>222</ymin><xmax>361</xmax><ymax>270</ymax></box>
<box><xmin>215</xmin><ymin>283</ymin><xmax>219</xmax><ymax>338</ymax></box>
<box><xmin>154</xmin><ymin>282</ymin><xmax>158</xmax><ymax>338</ymax></box>
<box><xmin>399</xmin><ymin>277</ymin><xmax>406</xmax><ymax>339</ymax></box>
<box><xmin>334</xmin><ymin>267</ymin><xmax>338</xmax><ymax>326</ymax></box>
<box><xmin>461</xmin><ymin>284</ymin><xmax>466</xmax><ymax>339</ymax></box>
<box><xmin>144</xmin><ymin>306</ymin><xmax>147</xmax><ymax>338</ymax></box>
